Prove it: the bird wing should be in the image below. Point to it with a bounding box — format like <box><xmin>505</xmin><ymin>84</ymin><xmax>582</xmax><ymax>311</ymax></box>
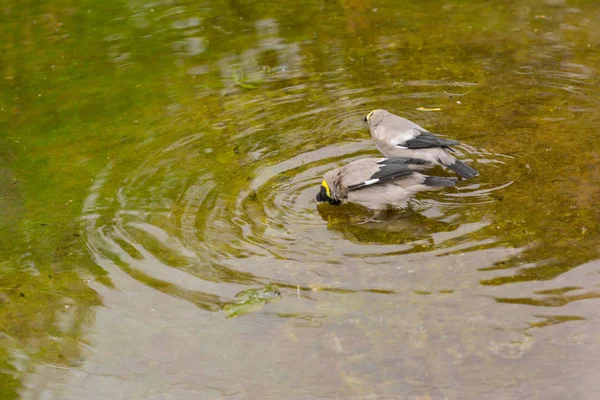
<box><xmin>346</xmin><ymin>159</ymin><xmax>422</xmax><ymax>191</ymax></box>
<box><xmin>382</xmin><ymin>157</ymin><xmax>431</xmax><ymax>166</ymax></box>
<box><xmin>402</xmin><ymin>129</ymin><xmax>460</xmax><ymax>149</ymax></box>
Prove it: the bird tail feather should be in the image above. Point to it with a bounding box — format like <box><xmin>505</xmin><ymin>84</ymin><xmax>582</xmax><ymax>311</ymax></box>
<box><xmin>423</xmin><ymin>176</ymin><xmax>458</xmax><ymax>187</ymax></box>
<box><xmin>446</xmin><ymin>159</ymin><xmax>479</xmax><ymax>179</ymax></box>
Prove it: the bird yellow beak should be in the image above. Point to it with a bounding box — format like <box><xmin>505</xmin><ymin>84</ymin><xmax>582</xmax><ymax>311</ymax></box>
<box><xmin>321</xmin><ymin>180</ymin><xmax>331</xmax><ymax>197</ymax></box>
<box><xmin>365</xmin><ymin>110</ymin><xmax>375</xmax><ymax>123</ymax></box>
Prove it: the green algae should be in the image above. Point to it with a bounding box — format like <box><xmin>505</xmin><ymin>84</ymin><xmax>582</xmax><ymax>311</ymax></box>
<box><xmin>1</xmin><ymin>0</ymin><xmax>600</xmax><ymax>397</ymax></box>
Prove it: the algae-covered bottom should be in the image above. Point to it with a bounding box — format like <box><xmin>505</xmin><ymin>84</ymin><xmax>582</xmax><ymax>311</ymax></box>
<box><xmin>2</xmin><ymin>0</ymin><xmax>600</xmax><ymax>398</ymax></box>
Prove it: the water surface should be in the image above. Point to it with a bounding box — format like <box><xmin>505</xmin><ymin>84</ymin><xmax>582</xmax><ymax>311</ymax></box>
<box><xmin>2</xmin><ymin>0</ymin><xmax>600</xmax><ymax>398</ymax></box>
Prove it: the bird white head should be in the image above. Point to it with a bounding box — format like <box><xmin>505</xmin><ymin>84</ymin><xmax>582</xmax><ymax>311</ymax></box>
<box><xmin>363</xmin><ymin>109</ymin><xmax>387</xmax><ymax>126</ymax></box>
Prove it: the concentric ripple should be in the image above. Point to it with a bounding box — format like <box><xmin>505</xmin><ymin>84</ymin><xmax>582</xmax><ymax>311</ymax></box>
<box><xmin>81</xmin><ymin>79</ymin><xmax>516</xmax><ymax>309</ymax></box>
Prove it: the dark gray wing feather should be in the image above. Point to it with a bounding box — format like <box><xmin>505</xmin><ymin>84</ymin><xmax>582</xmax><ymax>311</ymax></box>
<box><xmin>347</xmin><ymin>160</ymin><xmax>419</xmax><ymax>191</ymax></box>
<box><xmin>377</xmin><ymin>157</ymin><xmax>431</xmax><ymax>166</ymax></box>
<box><xmin>403</xmin><ymin>130</ymin><xmax>460</xmax><ymax>149</ymax></box>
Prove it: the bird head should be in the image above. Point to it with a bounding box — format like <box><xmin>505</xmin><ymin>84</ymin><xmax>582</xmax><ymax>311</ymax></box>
<box><xmin>315</xmin><ymin>178</ymin><xmax>341</xmax><ymax>205</ymax></box>
<box><xmin>363</xmin><ymin>109</ymin><xmax>386</xmax><ymax>126</ymax></box>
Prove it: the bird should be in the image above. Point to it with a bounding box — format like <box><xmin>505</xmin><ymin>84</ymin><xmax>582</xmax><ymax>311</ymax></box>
<box><xmin>363</xmin><ymin>109</ymin><xmax>479</xmax><ymax>179</ymax></box>
<box><xmin>315</xmin><ymin>157</ymin><xmax>457</xmax><ymax>210</ymax></box>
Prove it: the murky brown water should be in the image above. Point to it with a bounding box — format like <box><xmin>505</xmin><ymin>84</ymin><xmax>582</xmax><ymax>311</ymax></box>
<box><xmin>2</xmin><ymin>0</ymin><xmax>600</xmax><ymax>398</ymax></box>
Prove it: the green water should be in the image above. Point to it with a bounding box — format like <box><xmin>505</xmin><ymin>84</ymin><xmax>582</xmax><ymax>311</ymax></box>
<box><xmin>2</xmin><ymin>0</ymin><xmax>600</xmax><ymax>398</ymax></box>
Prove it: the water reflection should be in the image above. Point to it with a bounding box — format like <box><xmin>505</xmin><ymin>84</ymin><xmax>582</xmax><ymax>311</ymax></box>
<box><xmin>81</xmin><ymin>116</ymin><xmax>504</xmax><ymax>296</ymax></box>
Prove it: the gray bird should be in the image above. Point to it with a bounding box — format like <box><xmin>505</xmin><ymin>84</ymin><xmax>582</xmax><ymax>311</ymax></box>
<box><xmin>364</xmin><ymin>109</ymin><xmax>479</xmax><ymax>179</ymax></box>
<box><xmin>315</xmin><ymin>157</ymin><xmax>457</xmax><ymax>210</ymax></box>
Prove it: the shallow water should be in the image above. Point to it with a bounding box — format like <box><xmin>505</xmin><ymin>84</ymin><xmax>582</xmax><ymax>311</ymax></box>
<box><xmin>2</xmin><ymin>0</ymin><xmax>600</xmax><ymax>398</ymax></box>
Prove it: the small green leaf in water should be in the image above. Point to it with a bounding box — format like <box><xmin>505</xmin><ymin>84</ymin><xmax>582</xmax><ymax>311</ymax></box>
<box><xmin>223</xmin><ymin>285</ymin><xmax>281</xmax><ymax>318</ymax></box>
